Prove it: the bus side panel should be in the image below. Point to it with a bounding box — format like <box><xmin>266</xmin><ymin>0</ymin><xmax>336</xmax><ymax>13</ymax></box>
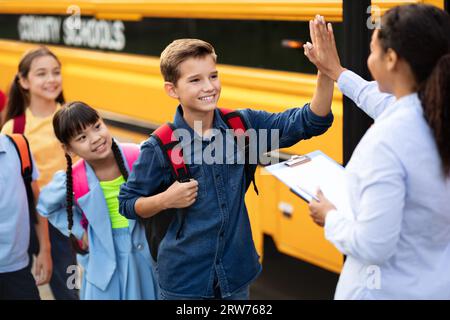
<box><xmin>0</xmin><ymin>40</ymin><xmax>343</xmax><ymax>274</ymax></box>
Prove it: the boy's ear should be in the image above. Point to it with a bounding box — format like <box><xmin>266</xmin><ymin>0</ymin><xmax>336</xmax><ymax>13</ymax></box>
<box><xmin>164</xmin><ymin>81</ymin><xmax>179</xmax><ymax>99</ymax></box>
<box><xmin>385</xmin><ymin>48</ymin><xmax>399</xmax><ymax>72</ymax></box>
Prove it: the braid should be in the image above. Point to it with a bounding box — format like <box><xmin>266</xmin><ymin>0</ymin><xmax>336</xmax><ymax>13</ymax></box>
<box><xmin>66</xmin><ymin>153</ymin><xmax>88</xmax><ymax>255</ymax></box>
<box><xmin>111</xmin><ymin>140</ymin><xmax>129</xmax><ymax>181</ymax></box>
<box><xmin>65</xmin><ymin>153</ymin><xmax>74</xmax><ymax>233</ymax></box>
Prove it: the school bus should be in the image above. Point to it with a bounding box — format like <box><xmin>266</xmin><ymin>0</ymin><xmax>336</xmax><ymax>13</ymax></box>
<box><xmin>0</xmin><ymin>0</ymin><xmax>445</xmax><ymax>274</ymax></box>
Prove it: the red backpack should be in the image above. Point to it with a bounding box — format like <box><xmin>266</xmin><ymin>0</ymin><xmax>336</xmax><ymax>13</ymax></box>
<box><xmin>152</xmin><ymin>108</ymin><xmax>257</xmax><ymax>190</ymax></box>
<box><xmin>143</xmin><ymin>108</ymin><xmax>258</xmax><ymax>262</ymax></box>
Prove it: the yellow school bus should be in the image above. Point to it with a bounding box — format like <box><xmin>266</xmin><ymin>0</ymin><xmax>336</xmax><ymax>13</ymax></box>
<box><xmin>0</xmin><ymin>0</ymin><xmax>444</xmax><ymax>274</ymax></box>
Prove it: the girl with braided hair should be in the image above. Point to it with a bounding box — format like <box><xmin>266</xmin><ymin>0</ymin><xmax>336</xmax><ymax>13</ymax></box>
<box><xmin>37</xmin><ymin>101</ymin><xmax>157</xmax><ymax>300</ymax></box>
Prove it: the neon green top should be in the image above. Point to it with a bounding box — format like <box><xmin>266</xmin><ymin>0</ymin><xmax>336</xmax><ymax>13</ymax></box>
<box><xmin>99</xmin><ymin>175</ymin><xmax>129</xmax><ymax>229</ymax></box>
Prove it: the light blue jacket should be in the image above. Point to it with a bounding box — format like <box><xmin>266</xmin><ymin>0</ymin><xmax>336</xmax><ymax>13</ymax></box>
<box><xmin>37</xmin><ymin>144</ymin><xmax>152</xmax><ymax>291</ymax></box>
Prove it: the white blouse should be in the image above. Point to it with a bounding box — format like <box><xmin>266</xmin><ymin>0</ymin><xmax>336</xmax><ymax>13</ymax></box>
<box><xmin>325</xmin><ymin>70</ymin><xmax>450</xmax><ymax>299</ymax></box>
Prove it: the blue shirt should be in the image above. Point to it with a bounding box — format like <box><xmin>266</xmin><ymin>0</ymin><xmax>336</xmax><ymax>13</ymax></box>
<box><xmin>325</xmin><ymin>71</ymin><xmax>450</xmax><ymax>299</ymax></box>
<box><xmin>0</xmin><ymin>134</ymin><xmax>39</xmax><ymax>273</ymax></box>
<box><xmin>119</xmin><ymin>104</ymin><xmax>333</xmax><ymax>297</ymax></box>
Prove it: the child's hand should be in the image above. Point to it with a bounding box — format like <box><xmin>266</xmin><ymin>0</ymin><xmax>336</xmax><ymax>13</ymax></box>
<box><xmin>81</xmin><ymin>232</ymin><xmax>89</xmax><ymax>250</ymax></box>
<box><xmin>304</xmin><ymin>15</ymin><xmax>346</xmax><ymax>81</ymax></box>
<box><xmin>33</xmin><ymin>248</ymin><xmax>53</xmax><ymax>286</ymax></box>
<box><xmin>163</xmin><ymin>179</ymin><xmax>199</xmax><ymax>209</ymax></box>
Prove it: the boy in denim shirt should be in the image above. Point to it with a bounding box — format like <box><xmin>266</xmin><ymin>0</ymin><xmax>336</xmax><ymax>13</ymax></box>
<box><xmin>119</xmin><ymin>38</ymin><xmax>334</xmax><ymax>300</ymax></box>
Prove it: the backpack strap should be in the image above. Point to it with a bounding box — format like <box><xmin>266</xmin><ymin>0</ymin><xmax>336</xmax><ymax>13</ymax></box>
<box><xmin>218</xmin><ymin>108</ymin><xmax>259</xmax><ymax>195</ymax></box>
<box><xmin>13</xmin><ymin>113</ymin><xmax>26</xmax><ymax>134</ymax></box>
<box><xmin>6</xmin><ymin>134</ymin><xmax>37</xmax><ymax>224</ymax></box>
<box><xmin>0</xmin><ymin>90</ymin><xmax>6</xmax><ymax>112</ymax></box>
<box><xmin>218</xmin><ymin>108</ymin><xmax>249</xmax><ymax>133</ymax></box>
<box><xmin>120</xmin><ymin>143</ymin><xmax>140</xmax><ymax>172</ymax></box>
<box><xmin>72</xmin><ymin>159</ymin><xmax>90</xmax><ymax>230</ymax></box>
<box><xmin>149</xmin><ymin>113</ymin><xmax>257</xmax><ymax>242</ymax></box>
<box><xmin>152</xmin><ymin>123</ymin><xmax>192</xmax><ymax>240</ymax></box>
<box><xmin>72</xmin><ymin>142</ymin><xmax>141</xmax><ymax>231</ymax></box>
<box><xmin>152</xmin><ymin>123</ymin><xmax>191</xmax><ymax>182</ymax></box>
<box><xmin>72</xmin><ymin>160</ymin><xmax>90</xmax><ymax>201</ymax></box>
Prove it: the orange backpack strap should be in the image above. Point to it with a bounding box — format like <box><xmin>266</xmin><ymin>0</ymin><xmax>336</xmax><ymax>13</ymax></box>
<box><xmin>6</xmin><ymin>133</ymin><xmax>37</xmax><ymax>223</ymax></box>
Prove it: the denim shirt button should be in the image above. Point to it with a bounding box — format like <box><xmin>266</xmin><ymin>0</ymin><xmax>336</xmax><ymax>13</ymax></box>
<box><xmin>136</xmin><ymin>243</ymin><xmax>143</xmax><ymax>250</ymax></box>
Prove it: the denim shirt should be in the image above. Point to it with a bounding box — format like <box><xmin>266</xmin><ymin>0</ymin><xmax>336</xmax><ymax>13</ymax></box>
<box><xmin>119</xmin><ymin>104</ymin><xmax>333</xmax><ymax>298</ymax></box>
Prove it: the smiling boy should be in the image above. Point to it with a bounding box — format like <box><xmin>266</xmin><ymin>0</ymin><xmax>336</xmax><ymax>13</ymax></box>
<box><xmin>119</xmin><ymin>39</ymin><xmax>334</xmax><ymax>300</ymax></box>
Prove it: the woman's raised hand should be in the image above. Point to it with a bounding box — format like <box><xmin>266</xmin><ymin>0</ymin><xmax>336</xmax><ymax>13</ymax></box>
<box><xmin>304</xmin><ymin>15</ymin><xmax>346</xmax><ymax>81</ymax></box>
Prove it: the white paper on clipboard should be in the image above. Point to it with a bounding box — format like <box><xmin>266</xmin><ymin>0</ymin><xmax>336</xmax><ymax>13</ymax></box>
<box><xmin>264</xmin><ymin>151</ymin><xmax>353</xmax><ymax>217</ymax></box>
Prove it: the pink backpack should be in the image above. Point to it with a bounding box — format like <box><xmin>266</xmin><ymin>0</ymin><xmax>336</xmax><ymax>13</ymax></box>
<box><xmin>71</xmin><ymin>143</ymin><xmax>140</xmax><ymax>230</ymax></box>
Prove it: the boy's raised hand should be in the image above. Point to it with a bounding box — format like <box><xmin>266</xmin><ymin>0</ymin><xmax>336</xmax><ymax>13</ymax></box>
<box><xmin>163</xmin><ymin>179</ymin><xmax>199</xmax><ymax>209</ymax></box>
<box><xmin>304</xmin><ymin>15</ymin><xmax>346</xmax><ymax>81</ymax></box>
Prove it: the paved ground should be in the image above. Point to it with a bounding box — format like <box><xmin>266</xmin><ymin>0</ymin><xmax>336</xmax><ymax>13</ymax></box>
<box><xmin>250</xmin><ymin>236</ymin><xmax>339</xmax><ymax>299</ymax></box>
<box><xmin>38</xmin><ymin>284</ymin><xmax>54</xmax><ymax>300</ymax></box>
<box><xmin>37</xmin><ymin>236</ymin><xmax>339</xmax><ymax>300</ymax></box>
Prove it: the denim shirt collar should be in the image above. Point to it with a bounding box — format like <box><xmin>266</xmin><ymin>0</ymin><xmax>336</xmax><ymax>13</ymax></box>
<box><xmin>172</xmin><ymin>105</ymin><xmax>230</xmax><ymax>146</ymax></box>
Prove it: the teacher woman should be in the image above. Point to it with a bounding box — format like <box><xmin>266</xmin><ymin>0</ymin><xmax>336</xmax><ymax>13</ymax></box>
<box><xmin>305</xmin><ymin>6</ymin><xmax>450</xmax><ymax>299</ymax></box>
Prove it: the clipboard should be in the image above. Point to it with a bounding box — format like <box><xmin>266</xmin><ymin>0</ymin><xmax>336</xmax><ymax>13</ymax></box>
<box><xmin>264</xmin><ymin>150</ymin><xmax>353</xmax><ymax>217</ymax></box>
